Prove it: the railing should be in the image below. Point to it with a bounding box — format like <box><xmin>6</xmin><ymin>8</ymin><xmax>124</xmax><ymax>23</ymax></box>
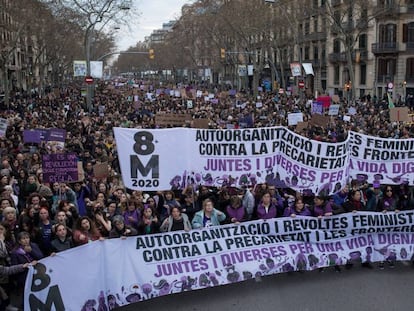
<box><xmin>371</xmin><ymin>42</ymin><xmax>398</xmax><ymax>54</ymax></box>
<box><xmin>406</xmin><ymin>42</ymin><xmax>414</xmax><ymax>50</ymax></box>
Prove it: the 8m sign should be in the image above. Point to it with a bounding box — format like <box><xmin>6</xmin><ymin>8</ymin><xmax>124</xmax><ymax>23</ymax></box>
<box><xmin>129</xmin><ymin>131</ymin><xmax>160</xmax><ymax>187</ymax></box>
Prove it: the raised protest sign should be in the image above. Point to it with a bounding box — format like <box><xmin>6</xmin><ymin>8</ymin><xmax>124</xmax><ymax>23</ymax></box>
<box><xmin>45</xmin><ymin>128</ymin><xmax>66</xmax><ymax>152</ymax></box>
<box><xmin>93</xmin><ymin>162</ymin><xmax>109</xmax><ymax>179</ymax></box>
<box><xmin>311</xmin><ymin>101</ymin><xmax>323</xmax><ymax>115</ymax></box>
<box><xmin>0</xmin><ymin>118</ymin><xmax>7</xmax><ymax>137</ymax></box>
<box><xmin>328</xmin><ymin>104</ymin><xmax>340</xmax><ymax>116</ymax></box>
<box><xmin>42</xmin><ymin>153</ymin><xmax>80</xmax><ymax>183</ymax></box>
<box><xmin>192</xmin><ymin>119</ymin><xmax>210</xmax><ymax>129</ymax></box>
<box><xmin>155</xmin><ymin>114</ymin><xmax>192</xmax><ymax>126</ymax></box>
<box><xmin>23</xmin><ymin>130</ymin><xmax>42</xmax><ymax>143</ymax></box>
<box><xmin>309</xmin><ymin>114</ymin><xmax>329</xmax><ymax>127</ymax></box>
<box><xmin>287</xmin><ymin>113</ymin><xmax>303</xmax><ymax>126</ymax></box>
<box><xmin>25</xmin><ymin>211</ymin><xmax>414</xmax><ymax>310</ymax></box>
<box><xmin>389</xmin><ymin>107</ymin><xmax>410</xmax><ymax>123</ymax></box>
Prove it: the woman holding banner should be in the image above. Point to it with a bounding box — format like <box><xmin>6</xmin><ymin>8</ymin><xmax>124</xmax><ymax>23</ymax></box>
<box><xmin>72</xmin><ymin>216</ymin><xmax>102</xmax><ymax>246</ymax></box>
<box><xmin>283</xmin><ymin>198</ymin><xmax>311</xmax><ymax>217</ymax></box>
<box><xmin>311</xmin><ymin>195</ymin><xmax>333</xmax><ymax>217</ymax></box>
<box><xmin>192</xmin><ymin>198</ymin><xmax>226</xmax><ymax>229</ymax></box>
<box><xmin>160</xmin><ymin>206</ymin><xmax>192</xmax><ymax>232</ymax></box>
<box><xmin>254</xmin><ymin>192</ymin><xmax>278</xmax><ymax>220</ymax></box>
<box><xmin>342</xmin><ymin>190</ymin><xmax>366</xmax><ymax>213</ymax></box>
<box><xmin>137</xmin><ymin>206</ymin><xmax>160</xmax><ymax>235</ymax></box>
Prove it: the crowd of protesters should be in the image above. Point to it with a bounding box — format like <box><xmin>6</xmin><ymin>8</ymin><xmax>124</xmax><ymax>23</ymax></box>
<box><xmin>0</xmin><ymin>79</ymin><xmax>414</xmax><ymax>309</ymax></box>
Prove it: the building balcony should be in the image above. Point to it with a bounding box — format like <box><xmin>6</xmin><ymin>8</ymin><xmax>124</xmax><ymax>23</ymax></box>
<box><xmin>405</xmin><ymin>42</ymin><xmax>414</xmax><ymax>51</ymax></box>
<box><xmin>371</xmin><ymin>42</ymin><xmax>399</xmax><ymax>54</ymax></box>
<box><xmin>377</xmin><ymin>74</ymin><xmax>394</xmax><ymax>83</ymax></box>
<box><xmin>328</xmin><ymin>52</ymin><xmax>347</xmax><ymax>63</ymax></box>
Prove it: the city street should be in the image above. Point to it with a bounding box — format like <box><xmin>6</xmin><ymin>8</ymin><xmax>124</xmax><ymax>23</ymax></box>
<box><xmin>120</xmin><ymin>263</ymin><xmax>414</xmax><ymax>311</ymax></box>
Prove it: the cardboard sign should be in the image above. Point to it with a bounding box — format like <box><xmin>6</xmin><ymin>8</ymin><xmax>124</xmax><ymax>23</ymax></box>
<box><xmin>296</xmin><ymin>121</ymin><xmax>309</xmax><ymax>133</ymax></box>
<box><xmin>192</xmin><ymin>119</ymin><xmax>210</xmax><ymax>129</ymax></box>
<box><xmin>155</xmin><ymin>114</ymin><xmax>192</xmax><ymax>126</ymax></box>
<box><xmin>93</xmin><ymin>162</ymin><xmax>109</xmax><ymax>179</ymax></box>
<box><xmin>310</xmin><ymin>114</ymin><xmax>330</xmax><ymax>127</ymax></box>
<box><xmin>390</xmin><ymin>107</ymin><xmax>410</xmax><ymax>122</ymax></box>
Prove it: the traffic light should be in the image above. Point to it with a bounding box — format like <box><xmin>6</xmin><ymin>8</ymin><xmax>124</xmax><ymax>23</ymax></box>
<box><xmin>149</xmin><ymin>49</ymin><xmax>155</xmax><ymax>59</ymax></box>
<box><xmin>220</xmin><ymin>48</ymin><xmax>226</xmax><ymax>59</ymax></box>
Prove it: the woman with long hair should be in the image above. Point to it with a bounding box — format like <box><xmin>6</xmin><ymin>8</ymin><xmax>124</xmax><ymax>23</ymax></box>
<box><xmin>72</xmin><ymin>216</ymin><xmax>102</xmax><ymax>246</ymax></box>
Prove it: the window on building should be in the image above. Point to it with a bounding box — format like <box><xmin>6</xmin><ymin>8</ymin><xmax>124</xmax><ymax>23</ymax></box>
<box><xmin>408</xmin><ymin>22</ymin><xmax>414</xmax><ymax>42</ymax></box>
<box><xmin>379</xmin><ymin>24</ymin><xmax>397</xmax><ymax>42</ymax></box>
<box><xmin>314</xmin><ymin>46</ymin><xmax>319</xmax><ymax>60</ymax></box>
<box><xmin>407</xmin><ymin>58</ymin><xmax>414</xmax><ymax>79</ymax></box>
<box><xmin>360</xmin><ymin>64</ymin><xmax>367</xmax><ymax>85</ymax></box>
<box><xmin>305</xmin><ymin>21</ymin><xmax>310</xmax><ymax>35</ymax></box>
<box><xmin>333</xmin><ymin>39</ymin><xmax>341</xmax><ymax>53</ymax></box>
<box><xmin>359</xmin><ymin>34</ymin><xmax>367</xmax><ymax>49</ymax></box>
<box><xmin>304</xmin><ymin>46</ymin><xmax>309</xmax><ymax>59</ymax></box>
<box><xmin>334</xmin><ymin>65</ymin><xmax>340</xmax><ymax>84</ymax></box>
<box><xmin>378</xmin><ymin>58</ymin><xmax>396</xmax><ymax>76</ymax></box>
<box><xmin>314</xmin><ymin>18</ymin><xmax>318</xmax><ymax>33</ymax></box>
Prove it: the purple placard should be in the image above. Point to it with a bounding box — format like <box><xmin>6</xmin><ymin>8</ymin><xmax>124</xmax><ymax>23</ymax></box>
<box><xmin>311</xmin><ymin>101</ymin><xmax>323</xmax><ymax>115</ymax></box>
<box><xmin>42</xmin><ymin>153</ymin><xmax>79</xmax><ymax>183</ymax></box>
<box><xmin>23</xmin><ymin>130</ymin><xmax>42</xmax><ymax>143</ymax></box>
<box><xmin>46</xmin><ymin>128</ymin><xmax>66</xmax><ymax>142</ymax></box>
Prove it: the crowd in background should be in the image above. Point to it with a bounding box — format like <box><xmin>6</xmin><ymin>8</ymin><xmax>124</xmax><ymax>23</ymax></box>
<box><xmin>0</xmin><ymin>80</ymin><xmax>413</xmax><ymax>309</ymax></box>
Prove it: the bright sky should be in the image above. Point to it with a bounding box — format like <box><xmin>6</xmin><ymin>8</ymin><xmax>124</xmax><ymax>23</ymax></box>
<box><xmin>115</xmin><ymin>0</ymin><xmax>195</xmax><ymax>51</ymax></box>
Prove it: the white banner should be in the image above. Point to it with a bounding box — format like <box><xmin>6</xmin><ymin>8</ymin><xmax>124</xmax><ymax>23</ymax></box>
<box><xmin>25</xmin><ymin>211</ymin><xmax>414</xmax><ymax>310</ymax></box>
<box><xmin>302</xmin><ymin>63</ymin><xmax>314</xmax><ymax>76</ymax></box>
<box><xmin>90</xmin><ymin>61</ymin><xmax>103</xmax><ymax>79</ymax></box>
<box><xmin>349</xmin><ymin>131</ymin><xmax>414</xmax><ymax>185</ymax></box>
<box><xmin>73</xmin><ymin>60</ymin><xmax>87</xmax><ymax>77</ymax></box>
<box><xmin>113</xmin><ymin>127</ymin><xmax>349</xmax><ymax>194</ymax></box>
<box><xmin>114</xmin><ymin>127</ymin><xmax>414</xmax><ymax>194</ymax></box>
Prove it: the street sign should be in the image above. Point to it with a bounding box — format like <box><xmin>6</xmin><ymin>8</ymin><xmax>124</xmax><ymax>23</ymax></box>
<box><xmin>298</xmin><ymin>81</ymin><xmax>305</xmax><ymax>88</ymax></box>
<box><xmin>388</xmin><ymin>82</ymin><xmax>394</xmax><ymax>89</ymax></box>
<box><xmin>85</xmin><ymin>76</ymin><xmax>94</xmax><ymax>84</ymax></box>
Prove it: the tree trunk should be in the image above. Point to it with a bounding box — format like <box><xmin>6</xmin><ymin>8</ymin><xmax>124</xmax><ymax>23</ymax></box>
<box><xmin>345</xmin><ymin>48</ymin><xmax>356</xmax><ymax>101</ymax></box>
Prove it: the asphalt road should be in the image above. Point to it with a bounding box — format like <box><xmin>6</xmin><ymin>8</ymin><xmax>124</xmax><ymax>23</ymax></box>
<box><xmin>118</xmin><ymin>262</ymin><xmax>414</xmax><ymax>311</ymax></box>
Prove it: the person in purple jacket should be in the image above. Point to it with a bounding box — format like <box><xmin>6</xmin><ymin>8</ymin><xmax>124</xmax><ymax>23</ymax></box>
<box><xmin>225</xmin><ymin>195</ymin><xmax>246</xmax><ymax>224</ymax></box>
<box><xmin>312</xmin><ymin>195</ymin><xmax>333</xmax><ymax>217</ymax></box>
<box><xmin>283</xmin><ymin>198</ymin><xmax>312</xmax><ymax>217</ymax></box>
<box><xmin>254</xmin><ymin>192</ymin><xmax>278</xmax><ymax>220</ymax></box>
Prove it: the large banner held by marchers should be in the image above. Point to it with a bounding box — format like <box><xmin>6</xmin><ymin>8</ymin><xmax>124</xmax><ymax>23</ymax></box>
<box><xmin>114</xmin><ymin>126</ymin><xmax>350</xmax><ymax>195</ymax></box>
<box><xmin>25</xmin><ymin>211</ymin><xmax>414</xmax><ymax>310</ymax></box>
<box><xmin>114</xmin><ymin>126</ymin><xmax>414</xmax><ymax>194</ymax></box>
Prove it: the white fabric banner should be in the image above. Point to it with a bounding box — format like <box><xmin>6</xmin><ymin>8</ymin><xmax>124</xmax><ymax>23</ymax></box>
<box><xmin>25</xmin><ymin>211</ymin><xmax>414</xmax><ymax>310</ymax></box>
<box><xmin>302</xmin><ymin>63</ymin><xmax>314</xmax><ymax>76</ymax></box>
<box><xmin>114</xmin><ymin>127</ymin><xmax>414</xmax><ymax>194</ymax></box>
<box><xmin>113</xmin><ymin>127</ymin><xmax>349</xmax><ymax>195</ymax></box>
